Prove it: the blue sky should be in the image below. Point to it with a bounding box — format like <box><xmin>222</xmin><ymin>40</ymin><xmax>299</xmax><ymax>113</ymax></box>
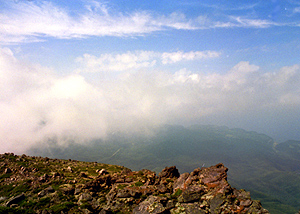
<box><xmin>1</xmin><ymin>0</ymin><xmax>300</xmax><ymax>153</ymax></box>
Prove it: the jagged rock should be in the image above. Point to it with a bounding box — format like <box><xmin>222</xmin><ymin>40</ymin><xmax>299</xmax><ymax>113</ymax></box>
<box><xmin>178</xmin><ymin>185</ymin><xmax>205</xmax><ymax>203</ymax></box>
<box><xmin>208</xmin><ymin>194</ymin><xmax>224</xmax><ymax>213</ymax></box>
<box><xmin>240</xmin><ymin>199</ymin><xmax>252</xmax><ymax>207</ymax></box>
<box><xmin>0</xmin><ymin>153</ymin><xmax>270</xmax><ymax>214</ymax></box>
<box><xmin>133</xmin><ymin>195</ymin><xmax>166</xmax><ymax>214</ymax></box>
<box><xmin>156</xmin><ymin>183</ymin><xmax>168</xmax><ymax>194</ymax></box>
<box><xmin>84</xmin><ymin>175</ymin><xmax>112</xmax><ymax>192</ymax></box>
<box><xmin>60</xmin><ymin>184</ymin><xmax>75</xmax><ymax>195</ymax></box>
<box><xmin>173</xmin><ymin>172</ymin><xmax>190</xmax><ymax>191</ymax></box>
<box><xmin>75</xmin><ymin>185</ymin><xmax>83</xmax><ymax>195</ymax></box>
<box><xmin>158</xmin><ymin>166</ymin><xmax>180</xmax><ymax>179</ymax></box>
<box><xmin>78</xmin><ymin>192</ymin><xmax>93</xmax><ymax>205</ymax></box>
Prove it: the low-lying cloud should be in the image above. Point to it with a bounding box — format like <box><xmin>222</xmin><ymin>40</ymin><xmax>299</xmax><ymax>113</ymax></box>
<box><xmin>1</xmin><ymin>47</ymin><xmax>300</xmax><ymax>154</ymax></box>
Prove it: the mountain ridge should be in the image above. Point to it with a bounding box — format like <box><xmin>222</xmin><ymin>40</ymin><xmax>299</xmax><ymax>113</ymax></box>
<box><xmin>27</xmin><ymin>125</ymin><xmax>300</xmax><ymax>213</ymax></box>
<box><xmin>0</xmin><ymin>153</ymin><xmax>270</xmax><ymax>213</ymax></box>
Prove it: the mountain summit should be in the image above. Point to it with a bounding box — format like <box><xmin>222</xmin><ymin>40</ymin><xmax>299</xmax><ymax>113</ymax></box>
<box><xmin>0</xmin><ymin>153</ymin><xmax>269</xmax><ymax>213</ymax></box>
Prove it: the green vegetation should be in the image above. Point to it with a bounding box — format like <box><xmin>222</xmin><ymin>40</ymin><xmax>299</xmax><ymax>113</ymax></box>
<box><xmin>49</xmin><ymin>202</ymin><xmax>75</xmax><ymax>213</ymax></box>
<box><xmin>134</xmin><ymin>181</ymin><xmax>144</xmax><ymax>187</ymax></box>
<box><xmin>37</xmin><ymin>197</ymin><xmax>51</xmax><ymax>207</ymax></box>
<box><xmin>172</xmin><ymin>189</ymin><xmax>182</xmax><ymax>198</ymax></box>
<box><xmin>0</xmin><ymin>173</ymin><xmax>11</xmax><ymax>180</ymax></box>
<box><xmin>0</xmin><ymin>206</ymin><xmax>35</xmax><ymax>214</ymax></box>
<box><xmin>117</xmin><ymin>184</ymin><xmax>128</xmax><ymax>189</ymax></box>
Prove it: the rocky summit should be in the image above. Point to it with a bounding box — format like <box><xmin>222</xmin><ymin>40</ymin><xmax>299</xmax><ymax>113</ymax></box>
<box><xmin>0</xmin><ymin>153</ymin><xmax>269</xmax><ymax>213</ymax></box>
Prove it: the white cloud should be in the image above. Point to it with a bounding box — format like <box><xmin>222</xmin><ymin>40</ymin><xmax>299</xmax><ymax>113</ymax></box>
<box><xmin>293</xmin><ymin>7</ymin><xmax>300</xmax><ymax>13</ymax></box>
<box><xmin>1</xmin><ymin>48</ymin><xmax>300</xmax><ymax>153</ymax></box>
<box><xmin>0</xmin><ymin>1</ymin><xmax>197</xmax><ymax>44</ymax></box>
<box><xmin>232</xmin><ymin>17</ymin><xmax>276</xmax><ymax>28</ymax></box>
<box><xmin>0</xmin><ymin>1</ymin><xmax>286</xmax><ymax>44</ymax></box>
<box><xmin>153</xmin><ymin>12</ymin><xmax>198</xmax><ymax>30</ymax></box>
<box><xmin>75</xmin><ymin>51</ymin><xmax>158</xmax><ymax>73</ymax></box>
<box><xmin>161</xmin><ymin>51</ymin><xmax>221</xmax><ymax>64</ymax></box>
<box><xmin>76</xmin><ymin>50</ymin><xmax>221</xmax><ymax>72</ymax></box>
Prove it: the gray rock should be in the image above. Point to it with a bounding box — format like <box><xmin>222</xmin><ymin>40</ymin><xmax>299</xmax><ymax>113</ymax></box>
<box><xmin>178</xmin><ymin>203</ymin><xmax>206</xmax><ymax>214</ymax></box>
<box><xmin>0</xmin><ymin>196</ymin><xmax>7</xmax><ymax>201</ymax></box>
<box><xmin>158</xmin><ymin>166</ymin><xmax>180</xmax><ymax>179</ymax></box>
<box><xmin>209</xmin><ymin>195</ymin><xmax>224</xmax><ymax>213</ymax></box>
<box><xmin>78</xmin><ymin>192</ymin><xmax>93</xmax><ymax>204</ymax></box>
<box><xmin>133</xmin><ymin>196</ymin><xmax>165</xmax><ymax>214</ymax></box>
<box><xmin>178</xmin><ymin>185</ymin><xmax>205</xmax><ymax>203</ymax></box>
<box><xmin>38</xmin><ymin>186</ymin><xmax>55</xmax><ymax>197</ymax></box>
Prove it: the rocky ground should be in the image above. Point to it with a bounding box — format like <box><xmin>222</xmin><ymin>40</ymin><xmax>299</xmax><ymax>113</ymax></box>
<box><xmin>0</xmin><ymin>153</ymin><xmax>269</xmax><ymax>213</ymax></box>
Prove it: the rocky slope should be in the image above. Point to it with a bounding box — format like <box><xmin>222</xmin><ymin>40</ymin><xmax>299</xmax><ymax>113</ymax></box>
<box><xmin>0</xmin><ymin>153</ymin><xmax>269</xmax><ymax>213</ymax></box>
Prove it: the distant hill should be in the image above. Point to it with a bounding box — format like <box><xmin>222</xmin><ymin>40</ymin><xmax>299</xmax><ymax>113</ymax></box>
<box><xmin>0</xmin><ymin>153</ymin><xmax>269</xmax><ymax>213</ymax></box>
<box><xmin>28</xmin><ymin>125</ymin><xmax>300</xmax><ymax>214</ymax></box>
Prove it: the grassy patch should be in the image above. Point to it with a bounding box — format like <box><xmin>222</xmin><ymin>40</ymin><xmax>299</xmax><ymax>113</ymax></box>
<box><xmin>134</xmin><ymin>181</ymin><xmax>144</xmax><ymax>187</ymax></box>
<box><xmin>117</xmin><ymin>184</ymin><xmax>128</xmax><ymax>189</ymax></box>
<box><xmin>0</xmin><ymin>206</ymin><xmax>35</xmax><ymax>214</ymax></box>
<box><xmin>79</xmin><ymin>201</ymin><xmax>92</xmax><ymax>210</ymax></box>
<box><xmin>49</xmin><ymin>202</ymin><xmax>75</xmax><ymax>213</ymax></box>
<box><xmin>171</xmin><ymin>189</ymin><xmax>182</xmax><ymax>198</ymax></box>
<box><xmin>11</xmin><ymin>183</ymin><xmax>31</xmax><ymax>195</ymax></box>
<box><xmin>0</xmin><ymin>173</ymin><xmax>11</xmax><ymax>180</ymax></box>
<box><xmin>0</xmin><ymin>184</ymin><xmax>15</xmax><ymax>197</ymax></box>
<box><xmin>38</xmin><ymin>197</ymin><xmax>51</xmax><ymax>207</ymax></box>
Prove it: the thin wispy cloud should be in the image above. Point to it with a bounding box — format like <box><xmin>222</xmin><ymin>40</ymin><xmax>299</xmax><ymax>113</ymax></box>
<box><xmin>196</xmin><ymin>2</ymin><xmax>259</xmax><ymax>11</ymax></box>
<box><xmin>230</xmin><ymin>17</ymin><xmax>277</xmax><ymax>28</ymax></box>
<box><xmin>293</xmin><ymin>7</ymin><xmax>300</xmax><ymax>13</ymax></box>
<box><xmin>0</xmin><ymin>1</ymin><xmax>196</xmax><ymax>44</ymax></box>
<box><xmin>0</xmin><ymin>0</ymin><xmax>294</xmax><ymax>44</ymax></box>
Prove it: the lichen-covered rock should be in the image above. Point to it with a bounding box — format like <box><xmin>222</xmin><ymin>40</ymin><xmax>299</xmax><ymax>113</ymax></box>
<box><xmin>133</xmin><ymin>195</ymin><xmax>166</xmax><ymax>214</ymax></box>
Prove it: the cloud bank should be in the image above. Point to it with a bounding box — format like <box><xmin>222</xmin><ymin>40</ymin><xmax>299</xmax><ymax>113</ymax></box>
<box><xmin>1</xmin><ymin>47</ymin><xmax>300</xmax><ymax>154</ymax></box>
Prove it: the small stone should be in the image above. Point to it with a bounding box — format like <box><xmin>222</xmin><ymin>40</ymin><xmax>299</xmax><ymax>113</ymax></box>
<box><xmin>4</xmin><ymin>168</ymin><xmax>12</xmax><ymax>174</ymax></box>
<box><xmin>67</xmin><ymin>166</ymin><xmax>73</xmax><ymax>172</ymax></box>
<box><xmin>79</xmin><ymin>172</ymin><xmax>88</xmax><ymax>178</ymax></box>
<box><xmin>98</xmin><ymin>169</ymin><xmax>108</xmax><ymax>175</ymax></box>
<box><xmin>240</xmin><ymin>199</ymin><xmax>252</xmax><ymax>207</ymax></box>
<box><xmin>38</xmin><ymin>186</ymin><xmax>55</xmax><ymax>197</ymax></box>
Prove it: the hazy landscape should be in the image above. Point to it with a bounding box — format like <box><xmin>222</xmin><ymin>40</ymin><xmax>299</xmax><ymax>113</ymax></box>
<box><xmin>1</xmin><ymin>1</ymin><xmax>300</xmax><ymax>213</ymax></box>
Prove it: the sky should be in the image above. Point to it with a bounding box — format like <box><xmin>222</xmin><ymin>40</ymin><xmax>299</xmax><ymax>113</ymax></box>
<box><xmin>1</xmin><ymin>0</ymin><xmax>300</xmax><ymax>154</ymax></box>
